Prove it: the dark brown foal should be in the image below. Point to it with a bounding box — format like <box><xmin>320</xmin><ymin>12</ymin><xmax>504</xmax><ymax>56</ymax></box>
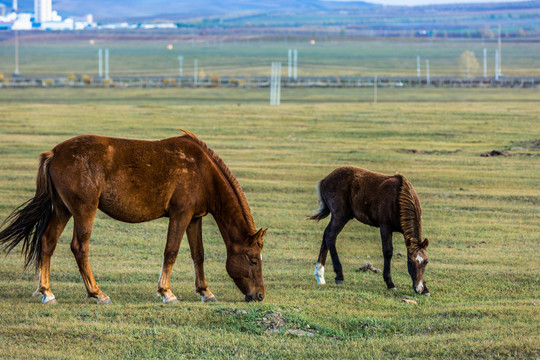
<box><xmin>309</xmin><ymin>166</ymin><xmax>430</xmax><ymax>295</ymax></box>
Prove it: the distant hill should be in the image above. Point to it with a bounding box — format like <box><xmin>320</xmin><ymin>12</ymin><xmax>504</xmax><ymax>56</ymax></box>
<box><xmin>1</xmin><ymin>0</ymin><xmax>538</xmax><ymax>39</ymax></box>
<box><xmin>1</xmin><ymin>0</ymin><xmax>376</xmax><ymax>20</ymax></box>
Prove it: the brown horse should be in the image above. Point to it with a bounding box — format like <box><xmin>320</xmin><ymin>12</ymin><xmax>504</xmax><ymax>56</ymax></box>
<box><xmin>0</xmin><ymin>130</ymin><xmax>267</xmax><ymax>304</ymax></box>
<box><xmin>308</xmin><ymin>166</ymin><xmax>430</xmax><ymax>295</ymax></box>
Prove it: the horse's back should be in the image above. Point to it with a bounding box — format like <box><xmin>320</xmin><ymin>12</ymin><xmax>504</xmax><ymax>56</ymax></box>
<box><xmin>47</xmin><ymin>135</ymin><xmax>206</xmax><ymax>223</ymax></box>
<box><xmin>321</xmin><ymin>166</ymin><xmax>401</xmax><ymax>229</ymax></box>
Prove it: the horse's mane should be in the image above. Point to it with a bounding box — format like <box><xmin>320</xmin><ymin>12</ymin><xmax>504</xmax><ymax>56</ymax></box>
<box><xmin>179</xmin><ymin>129</ymin><xmax>256</xmax><ymax>234</ymax></box>
<box><xmin>396</xmin><ymin>174</ymin><xmax>424</xmax><ymax>253</ymax></box>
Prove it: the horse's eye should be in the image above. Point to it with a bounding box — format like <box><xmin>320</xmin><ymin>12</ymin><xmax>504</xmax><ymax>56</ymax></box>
<box><xmin>248</xmin><ymin>258</ymin><xmax>258</xmax><ymax>265</ymax></box>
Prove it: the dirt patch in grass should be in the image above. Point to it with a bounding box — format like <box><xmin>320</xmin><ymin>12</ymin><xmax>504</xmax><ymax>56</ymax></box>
<box><xmin>511</xmin><ymin>139</ymin><xmax>540</xmax><ymax>149</ymax></box>
<box><xmin>399</xmin><ymin>149</ymin><xmax>461</xmax><ymax>155</ymax></box>
<box><xmin>480</xmin><ymin>150</ymin><xmax>512</xmax><ymax>157</ymax></box>
<box><xmin>216</xmin><ymin>308</ymin><xmax>319</xmax><ymax>337</ymax></box>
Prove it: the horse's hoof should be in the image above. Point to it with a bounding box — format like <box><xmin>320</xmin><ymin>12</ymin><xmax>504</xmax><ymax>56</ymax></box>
<box><xmin>335</xmin><ymin>279</ymin><xmax>344</xmax><ymax>285</ymax></box>
<box><xmin>202</xmin><ymin>295</ymin><xmax>218</xmax><ymax>303</ymax></box>
<box><xmin>43</xmin><ymin>297</ymin><xmax>58</xmax><ymax>305</ymax></box>
<box><xmin>423</xmin><ymin>292</ymin><xmax>431</xmax><ymax>297</ymax></box>
<box><xmin>97</xmin><ymin>296</ymin><xmax>112</xmax><ymax>305</ymax></box>
<box><xmin>315</xmin><ymin>276</ymin><xmax>326</xmax><ymax>285</ymax></box>
<box><xmin>163</xmin><ymin>295</ymin><xmax>178</xmax><ymax>304</ymax></box>
<box><xmin>389</xmin><ymin>287</ymin><xmax>398</xmax><ymax>292</ymax></box>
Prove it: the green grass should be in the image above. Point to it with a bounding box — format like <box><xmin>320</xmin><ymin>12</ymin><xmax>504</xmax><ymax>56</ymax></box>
<box><xmin>1</xmin><ymin>38</ymin><xmax>540</xmax><ymax>77</ymax></box>
<box><xmin>0</xmin><ymin>87</ymin><xmax>539</xmax><ymax>359</ymax></box>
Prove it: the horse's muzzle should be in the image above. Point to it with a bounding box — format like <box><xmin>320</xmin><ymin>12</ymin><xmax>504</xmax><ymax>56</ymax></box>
<box><xmin>245</xmin><ymin>292</ymin><xmax>265</xmax><ymax>302</ymax></box>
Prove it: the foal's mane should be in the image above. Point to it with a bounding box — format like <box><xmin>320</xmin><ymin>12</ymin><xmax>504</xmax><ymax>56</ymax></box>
<box><xmin>396</xmin><ymin>174</ymin><xmax>424</xmax><ymax>253</ymax></box>
<box><xmin>179</xmin><ymin>129</ymin><xmax>256</xmax><ymax>234</ymax></box>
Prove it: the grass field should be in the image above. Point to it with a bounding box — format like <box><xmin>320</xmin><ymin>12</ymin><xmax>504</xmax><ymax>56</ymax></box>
<box><xmin>0</xmin><ymin>87</ymin><xmax>539</xmax><ymax>359</ymax></box>
<box><xmin>2</xmin><ymin>37</ymin><xmax>540</xmax><ymax>78</ymax></box>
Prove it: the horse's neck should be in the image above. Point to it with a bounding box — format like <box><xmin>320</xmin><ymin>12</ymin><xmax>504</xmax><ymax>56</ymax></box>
<box><xmin>211</xmin><ymin>179</ymin><xmax>255</xmax><ymax>246</ymax></box>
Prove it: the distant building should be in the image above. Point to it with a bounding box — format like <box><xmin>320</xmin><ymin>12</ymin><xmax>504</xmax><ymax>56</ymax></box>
<box><xmin>34</xmin><ymin>0</ymin><xmax>52</xmax><ymax>23</ymax></box>
<box><xmin>13</xmin><ymin>13</ymin><xmax>32</xmax><ymax>29</ymax></box>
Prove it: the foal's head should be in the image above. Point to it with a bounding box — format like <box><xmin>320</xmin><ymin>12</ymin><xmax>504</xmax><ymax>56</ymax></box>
<box><xmin>226</xmin><ymin>228</ymin><xmax>267</xmax><ymax>301</ymax></box>
<box><xmin>406</xmin><ymin>238</ymin><xmax>430</xmax><ymax>295</ymax></box>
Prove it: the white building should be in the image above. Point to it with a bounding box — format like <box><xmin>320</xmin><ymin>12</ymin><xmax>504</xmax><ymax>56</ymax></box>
<box><xmin>12</xmin><ymin>12</ymin><xmax>32</xmax><ymax>30</ymax></box>
<box><xmin>34</xmin><ymin>0</ymin><xmax>52</xmax><ymax>23</ymax></box>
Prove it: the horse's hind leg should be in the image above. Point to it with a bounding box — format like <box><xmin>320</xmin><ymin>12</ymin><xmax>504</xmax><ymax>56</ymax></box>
<box><xmin>380</xmin><ymin>225</ymin><xmax>396</xmax><ymax>290</ymax></box>
<box><xmin>324</xmin><ymin>216</ymin><xmax>348</xmax><ymax>284</ymax></box>
<box><xmin>70</xmin><ymin>209</ymin><xmax>111</xmax><ymax>304</ymax></box>
<box><xmin>186</xmin><ymin>217</ymin><xmax>217</xmax><ymax>302</ymax></box>
<box><xmin>157</xmin><ymin>213</ymin><xmax>192</xmax><ymax>303</ymax></box>
<box><xmin>33</xmin><ymin>203</ymin><xmax>71</xmax><ymax>304</ymax></box>
<box><xmin>314</xmin><ymin>238</ymin><xmax>328</xmax><ymax>284</ymax></box>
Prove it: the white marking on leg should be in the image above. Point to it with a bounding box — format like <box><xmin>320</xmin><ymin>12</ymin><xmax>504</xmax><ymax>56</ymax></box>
<box><xmin>314</xmin><ymin>263</ymin><xmax>326</xmax><ymax>285</ymax></box>
<box><xmin>416</xmin><ymin>254</ymin><xmax>424</xmax><ymax>263</ymax></box>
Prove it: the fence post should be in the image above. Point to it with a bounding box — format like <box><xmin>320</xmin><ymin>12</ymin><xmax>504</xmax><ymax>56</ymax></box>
<box><xmin>105</xmin><ymin>49</ymin><xmax>109</xmax><ymax>79</ymax></box>
<box><xmin>270</xmin><ymin>62</ymin><xmax>282</xmax><ymax>105</ymax></box>
<box><xmin>194</xmin><ymin>58</ymin><xmax>198</xmax><ymax>86</ymax></box>
<box><xmin>373</xmin><ymin>75</ymin><xmax>377</xmax><ymax>103</ymax></box>
<box><xmin>425</xmin><ymin>59</ymin><xmax>430</xmax><ymax>86</ymax></box>
<box><xmin>98</xmin><ymin>48</ymin><xmax>103</xmax><ymax>77</ymax></box>
<box><xmin>178</xmin><ymin>56</ymin><xmax>183</xmax><ymax>77</ymax></box>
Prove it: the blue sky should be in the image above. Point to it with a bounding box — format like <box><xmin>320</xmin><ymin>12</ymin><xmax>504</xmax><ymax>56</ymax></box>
<box><xmin>365</xmin><ymin>0</ymin><xmax>527</xmax><ymax>5</ymax></box>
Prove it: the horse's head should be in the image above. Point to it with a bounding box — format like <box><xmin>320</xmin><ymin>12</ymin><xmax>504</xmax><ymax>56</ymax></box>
<box><xmin>406</xmin><ymin>238</ymin><xmax>430</xmax><ymax>296</ymax></box>
<box><xmin>226</xmin><ymin>228</ymin><xmax>266</xmax><ymax>301</ymax></box>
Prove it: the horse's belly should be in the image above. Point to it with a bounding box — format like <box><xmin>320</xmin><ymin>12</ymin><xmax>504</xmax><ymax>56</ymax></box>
<box><xmin>98</xmin><ymin>189</ymin><xmax>168</xmax><ymax>223</ymax></box>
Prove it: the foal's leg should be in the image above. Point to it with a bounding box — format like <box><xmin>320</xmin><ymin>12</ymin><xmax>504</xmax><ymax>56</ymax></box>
<box><xmin>33</xmin><ymin>204</ymin><xmax>71</xmax><ymax>304</ymax></box>
<box><xmin>314</xmin><ymin>238</ymin><xmax>328</xmax><ymax>284</ymax></box>
<box><xmin>324</xmin><ymin>216</ymin><xmax>349</xmax><ymax>284</ymax></box>
<box><xmin>380</xmin><ymin>225</ymin><xmax>396</xmax><ymax>290</ymax></box>
<box><xmin>186</xmin><ymin>217</ymin><xmax>217</xmax><ymax>302</ymax></box>
<box><xmin>157</xmin><ymin>214</ymin><xmax>192</xmax><ymax>303</ymax></box>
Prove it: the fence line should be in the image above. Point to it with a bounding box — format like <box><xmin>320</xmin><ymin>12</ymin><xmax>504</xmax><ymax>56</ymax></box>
<box><xmin>2</xmin><ymin>75</ymin><xmax>540</xmax><ymax>88</ymax></box>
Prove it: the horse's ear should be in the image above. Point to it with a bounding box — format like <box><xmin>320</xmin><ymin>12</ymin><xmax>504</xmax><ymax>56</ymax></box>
<box><xmin>251</xmin><ymin>228</ymin><xmax>267</xmax><ymax>248</ymax></box>
<box><xmin>422</xmin><ymin>238</ymin><xmax>429</xmax><ymax>249</ymax></box>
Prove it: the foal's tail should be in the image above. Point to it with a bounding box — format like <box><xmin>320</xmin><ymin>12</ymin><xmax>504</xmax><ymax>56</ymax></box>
<box><xmin>307</xmin><ymin>181</ymin><xmax>330</xmax><ymax>221</ymax></box>
<box><xmin>0</xmin><ymin>151</ymin><xmax>55</xmax><ymax>272</ymax></box>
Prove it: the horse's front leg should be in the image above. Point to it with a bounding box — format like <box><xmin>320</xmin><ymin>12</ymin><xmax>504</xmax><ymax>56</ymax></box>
<box><xmin>157</xmin><ymin>214</ymin><xmax>192</xmax><ymax>304</ymax></box>
<box><xmin>324</xmin><ymin>216</ymin><xmax>348</xmax><ymax>284</ymax></box>
<box><xmin>186</xmin><ymin>217</ymin><xmax>217</xmax><ymax>302</ymax></box>
<box><xmin>380</xmin><ymin>225</ymin><xmax>396</xmax><ymax>291</ymax></box>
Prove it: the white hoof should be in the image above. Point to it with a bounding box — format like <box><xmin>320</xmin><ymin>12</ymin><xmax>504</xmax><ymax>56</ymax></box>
<box><xmin>314</xmin><ymin>263</ymin><xmax>326</xmax><ymax>285</ymax></box>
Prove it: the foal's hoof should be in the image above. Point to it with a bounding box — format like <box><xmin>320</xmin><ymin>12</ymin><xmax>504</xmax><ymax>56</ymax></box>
<box><xmin>335</xmin><ymin>279</ymin><xmax>344</xmax><ymax>285</ymax></box>
<box><xmin>388</xmin><ymin>287</ymin><xmax>398</xmax><ymax>292</ymax></box>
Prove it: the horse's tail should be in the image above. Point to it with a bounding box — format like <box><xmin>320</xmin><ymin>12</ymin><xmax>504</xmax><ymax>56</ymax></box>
<box><xmin>307</xmin><ymin>181</ymin><xmax>330</xmax><ymax>221</ymax></box>
<box><xmin>0</xmin><ymin>151</ymin><xmax>55</xmax><ymax>272</ymax></box>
